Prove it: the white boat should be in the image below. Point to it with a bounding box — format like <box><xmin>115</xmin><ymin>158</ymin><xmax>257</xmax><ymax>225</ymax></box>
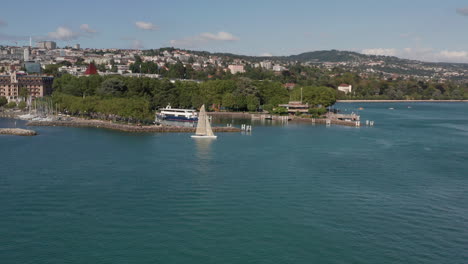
<box><xmin>191</xmin><ymin>104</ymin><xmax>217</xmax><ymax>139</ymax></box>
<box><xmin>157</xmin><ymin>104</ymin><xmax>198</xmax><ymax>122</ymax></box>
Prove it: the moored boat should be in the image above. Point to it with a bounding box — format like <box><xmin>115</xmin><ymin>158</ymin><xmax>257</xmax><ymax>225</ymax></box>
<box><xmin>156</xmin><ymin>104</ymin><xmax>198</xmax><ymax>122</ymax></box>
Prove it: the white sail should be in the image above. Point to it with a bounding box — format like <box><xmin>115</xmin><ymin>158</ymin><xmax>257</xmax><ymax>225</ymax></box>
<box><xmin>195</xmin><ymin>105</ymin><xmax>207</xmax><ymax>135</ymax></box>
<box><xmin>205</xmin><ymin>113</ymin><xmax>215</xmax><ymax>136</ymax></box>
<box><xmin>192</xmin><ymin>104</ymin><xmax>217</xmax><ymax>139</ymax></box>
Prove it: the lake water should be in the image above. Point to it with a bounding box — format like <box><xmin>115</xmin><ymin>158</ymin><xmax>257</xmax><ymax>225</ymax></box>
<box><xmin>1</xmin><ymin>102</ymin><xmax>467</xmax><ymax>264</ymax></box>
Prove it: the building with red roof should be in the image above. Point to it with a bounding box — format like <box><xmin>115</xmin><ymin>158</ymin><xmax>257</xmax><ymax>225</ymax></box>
<box><xmin>84</xmin><ymin>63</ymin><xmax>98</xmax><ymax>75</ymax></box>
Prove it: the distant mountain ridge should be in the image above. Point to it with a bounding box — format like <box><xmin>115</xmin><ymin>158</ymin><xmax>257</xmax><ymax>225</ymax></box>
<box><xmin>162</xmin><ymin>48</ymin><xmax>468</xmax><ymax>67</ymax></box>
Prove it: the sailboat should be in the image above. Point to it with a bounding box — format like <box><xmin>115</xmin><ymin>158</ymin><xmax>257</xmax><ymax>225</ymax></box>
<box><xmin>191</xmin><ymin>104</ymin><xmax>217</xmax><ymax>139</ymax></box>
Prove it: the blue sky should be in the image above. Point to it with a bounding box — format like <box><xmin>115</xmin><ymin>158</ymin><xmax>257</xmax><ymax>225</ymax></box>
<box><xmin>1</xmin><ymin>0</ymin><xmax>468</xmax><ymax>62</ymax></box>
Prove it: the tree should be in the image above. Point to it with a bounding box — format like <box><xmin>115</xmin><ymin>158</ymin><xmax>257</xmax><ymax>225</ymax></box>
<box><xmin>246</xmin><ymin>94</ymin><xmax>260</xmax><ymax>112</ymax></box>
<box><xmin>43</xmin><ymin>64</ymin><xmax>61</xmax><ymax>77</ymax></box>
<box><xmin>19</xmin><ymin>87</ymin><xmax>29</xmax><ymax>100</ymax></box>
<box><xmin>308</xmin><ymin>107</ymin><xmax>327</xmax><ymax>118</ymax></box>
<box><xmin>272</xmin><ymin>106</ymin><xmax>288</xmax><ymax>115</ymax></box>
<box><xmin>6</xmin><ymin>101</ymin><xmax>17</xmax><ymax>108</ymax></box>
<box><xmin>18</xmin><ymin>101</ymin><xmax>27</xmax><ymax>110</ymax></box>
<box><xmin>97</xmin><ymin>78</ymin><xmax>127</xmax><ymax>97</ymax></box>
<box><xmin>0</xmin><ymin>96</ymin><xmax>7</xmax><ymax>107</ymax></box>
<box><xmin>222</xmin><ymin>93</ymin><xmax>236</xmax><ymax>110</ymax></box>
<box><xmin>291</xmin><ymin>86</ymin><xmax>336</xmax><ymax>107</ymax></box>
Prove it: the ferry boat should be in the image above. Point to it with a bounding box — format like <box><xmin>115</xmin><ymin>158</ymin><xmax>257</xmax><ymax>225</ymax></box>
<box><xmin>156</xmin><ymin>104</ymin><xmax>198</xmax><ymax>122</ymax></box>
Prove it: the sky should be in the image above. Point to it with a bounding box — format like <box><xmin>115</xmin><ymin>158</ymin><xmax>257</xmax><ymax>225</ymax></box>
<box><xmin>1</xmin><ymin>0</ymin><xmax>468</xmax><ymax>63</ymax></box>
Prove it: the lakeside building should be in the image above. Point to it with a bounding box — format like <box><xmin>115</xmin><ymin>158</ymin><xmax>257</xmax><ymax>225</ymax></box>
<box><xmin>0</xmin><ymin>72</ymin><xmax>53</xmax><ymax>102</ymax></box>
<box><xmin>278</xmin><ymin>101</ymin><xmax>309</xmax><ymax>114</ymax></box>
<box><xmin>338</xmin><ymin>84</ymin><xmax>352</xmax><ymax>94</ymax></box>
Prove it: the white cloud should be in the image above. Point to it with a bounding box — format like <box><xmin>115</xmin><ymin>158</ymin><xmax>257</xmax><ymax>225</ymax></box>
<box><xmin>361</xmin><ymin>47</ymin><xmax>468</xmax><ymax>63</ymax></box>
<box><xmin>80</xmin><ymin>24</ymin><xmax>97</xmax><ymax>34</ymax></box>
<box><xmin>362</xmin><ymin>48</ymin><xmax>398</xmax><ymax>56</ymax></box>
<box><xmin>437</xmin><ymin>50</ymin><xmax>468</xmax><ymax>61</ymax></box>
<box><xmin>48</xmin><ymin>26</ymin><xmax>80</xmax><ymax>41</ymax></box>
<box><xmin>199</xmin><ymin>31</ymin><xmax>239</xmax><ymax>41</ymax></box>
<box><xmin>135</xmin><ymin>21</ymin><xmax>158</xmax><ymax>30</ymax></box>
<box><xmin>170</xmin><ymin>31</ymin><xmax>239</xmax><ymax>47</ymax></box>
<box><xmin>0</xmin><ymin>19</ymin><xmax>7</xmax><ymax>27</ymax></box>
<box><xmin>260</xmin><ymin>52</ymin><xmax>273</xmax><ymax>57</ymax></box>
<box><xmin>456</xmin><ymin>7</ymin><xmax>468</xmax><ymax>16</ymax></box>
<box><xmin>132</xmin><ymin>39</ymin><xmax>144</xmax><ymax>49</ymax></box>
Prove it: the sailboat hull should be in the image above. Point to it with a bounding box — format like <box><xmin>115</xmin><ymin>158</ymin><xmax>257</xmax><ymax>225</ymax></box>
<box><xmin>191</xmin><ymin>135</ymin><xmax>217</xmax><ymax>139</ymax></box>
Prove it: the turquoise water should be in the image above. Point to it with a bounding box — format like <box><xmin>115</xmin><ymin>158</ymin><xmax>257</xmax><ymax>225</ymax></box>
<box><xmin>1</xmin><ymin>103</ymin><xmax>467</xmax><ymax>264</ymax></box>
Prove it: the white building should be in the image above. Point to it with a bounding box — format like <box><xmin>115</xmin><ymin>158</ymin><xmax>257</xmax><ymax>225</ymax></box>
<box><xmin>260</xmin><ymin>61</ymin><xmax>272</xmax><ymax>70</ymax></box>
<box><xmin>228</xmin><ymin>65</ymin><xmax>245</xmax><ymax>74</ymax></box>
<box><xmin>36</xmin><ymin>41</ymin><xmax>57</xmax><ymax>50</ymax></box>
<box><xmin>338</xmin><ymin>84</ymin><xmax>352</xmax><ymax>94</ymax></box>
<box><xmin>272</xmin><ymin>65</ymin><xmax>285</xmax><ymax>72</ymax></box>
<box><xmin>23</xmin><ymin>48</ymin><xmax>30</xmax><ymax>61</ymax></box>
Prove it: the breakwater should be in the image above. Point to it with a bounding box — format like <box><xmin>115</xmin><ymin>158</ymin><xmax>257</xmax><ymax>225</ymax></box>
<box><xmin>0</xmin><ymin>128</ymin><xmax>37</xmax><ymax>136</ymax></box>
<box><xmin>291</xmin><ymin>117</ymin><xmax>362</xmax><ymax>127</ymax></box>
<box><xmin>27</xmin><ymin>120</ymin><xmax>241</xmax><ymax>133</ymax></box>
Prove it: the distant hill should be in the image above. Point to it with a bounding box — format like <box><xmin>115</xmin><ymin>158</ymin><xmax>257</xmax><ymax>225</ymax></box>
<box><xmin>149</xmin><ymin>48</ymin><xmax>468</xmax><ymax>81</ymax></box>
<box><xmin>280</xmin><ymin>50</ymin><xmax>368</xmax><ymax>63</ymax></box>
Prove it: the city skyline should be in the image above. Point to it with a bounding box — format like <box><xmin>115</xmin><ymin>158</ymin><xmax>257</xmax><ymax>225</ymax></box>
<box><xmin>1</xmin><ymin>0</ymin><xmax>468</xmax><ymax>62</ymax></box>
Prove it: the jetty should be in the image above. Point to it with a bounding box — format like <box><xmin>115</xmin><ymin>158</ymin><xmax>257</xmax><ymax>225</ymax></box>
<box><xmin>26</xmin><ymin>119</ymin><xmax>241</xmax><ymax>133</ymax></box>
<box><xmin>251</xmin><ymin>112</ymin><xmax>362</xmax><ymax>127</ymax></box>
<box><xmin>0</xmin><ymin>128</ymin><xmax>37</xmax><ymax>136</ymax></box>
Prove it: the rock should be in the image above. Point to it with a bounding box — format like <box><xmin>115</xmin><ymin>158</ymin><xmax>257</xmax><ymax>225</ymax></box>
<box><xmin>0</xmin><ymin>128</ymin><xmax>37</xmax><ymax>136</ymax></box>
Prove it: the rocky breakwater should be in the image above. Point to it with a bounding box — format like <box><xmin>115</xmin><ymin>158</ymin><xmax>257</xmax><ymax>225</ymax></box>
<box><xmin>27</xmin><ymin>119</ymin><xmax>241</xmax><ymax>133</ymax></box>
<box><xmin>0</xmin><ymin>128</ymin><xmax>37</xmax><ymax>136</ymax></box>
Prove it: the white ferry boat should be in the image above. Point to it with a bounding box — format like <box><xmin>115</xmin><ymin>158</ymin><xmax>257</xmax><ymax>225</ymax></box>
<box><xmin>156</xmin><ymin>104</ymin><xmax>198</xmax><ymax>122</ymax></box>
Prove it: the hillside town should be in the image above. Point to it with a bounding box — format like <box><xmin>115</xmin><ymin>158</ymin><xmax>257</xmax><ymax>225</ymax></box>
<box><xmin>1</xmin><ymin>41</ymin><xmax>468</xmax><ymax>106</ymax></box>
<box><xmin>1</xmin><ymin>41</ymin><xmax>468</xmax><ymax>83</ymax></box>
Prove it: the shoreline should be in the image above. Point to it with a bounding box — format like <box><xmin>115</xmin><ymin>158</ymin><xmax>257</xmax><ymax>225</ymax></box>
<box><xmin>26</xmin><ymin>118</ymin><xmax>241</xmax><ymax>133</ymax></box>
<box><xmin>337</xmin><ymin>100</ymin><xmax>468</xmax><ymax>103</ymax></box>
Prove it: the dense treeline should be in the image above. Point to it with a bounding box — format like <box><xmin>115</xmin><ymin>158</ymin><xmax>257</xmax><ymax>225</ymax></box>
<box><xmin>51</xmin><ymin>74</ymin><xmax>337</xmax><ymax>121</ymax></box>
<box><xmin>125</xmin><ymin>57</ymin><xmax>468</xmax><ymax>100</ymax></box>
<box><xmin>238</xmin><ymin>67</ymin><xmax>468</xmax><ymax>100</ymax></box>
